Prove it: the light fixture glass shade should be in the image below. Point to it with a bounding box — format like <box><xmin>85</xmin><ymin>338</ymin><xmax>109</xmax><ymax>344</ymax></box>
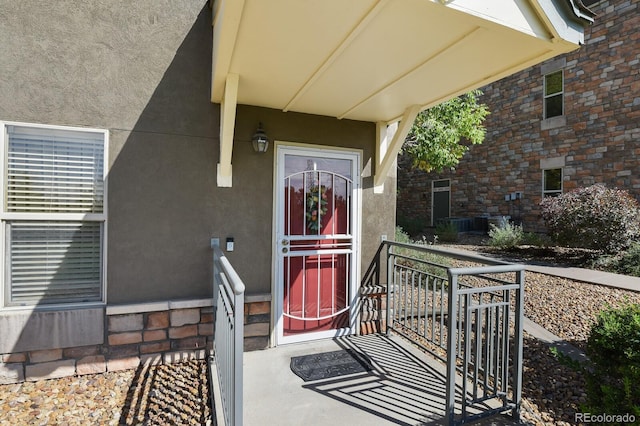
<box><xmin>251</xmin><ymin>123</ymin><xmax>269</xmax><ymax>153</ymax></box>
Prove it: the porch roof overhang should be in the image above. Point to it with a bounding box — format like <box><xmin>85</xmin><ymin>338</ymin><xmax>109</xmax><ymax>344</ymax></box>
<box><xmin>211</xmin><ymin>0</ymin><xmax>593</xmax><ymax>187</ymax></box>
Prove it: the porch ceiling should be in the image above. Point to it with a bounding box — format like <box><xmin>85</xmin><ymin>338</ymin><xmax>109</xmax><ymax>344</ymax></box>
<box><xmin>211</xmin><ymin>0</ymin><xmax>593</xmax><ymax>124</ymax></box>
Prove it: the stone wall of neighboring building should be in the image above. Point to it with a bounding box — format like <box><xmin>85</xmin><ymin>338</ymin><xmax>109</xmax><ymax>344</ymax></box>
<box><xmin>398</xmin><ymin>1</ymin><xmax>640</xmax><ymax>233</ymax></box>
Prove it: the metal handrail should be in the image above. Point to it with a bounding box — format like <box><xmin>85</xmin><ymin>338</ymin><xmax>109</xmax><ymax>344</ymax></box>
<box><xmin>445</xmin><ymin>263</ymin><xmax>524</xmax><ymax>425</ymax></box>
<box><xmin>364</xmin><ymin>240</ymin><xmax>525</xmax><ymax>425</ymax></box>
<box><xmin>212</xmin><ymin>241</ymin><xmax>245</xmax><ymax>426</ymax></box>
<box><xmin>385</xmin><ymin>239</ymin><xmax>510</xmax><ymax>266</ymax></box>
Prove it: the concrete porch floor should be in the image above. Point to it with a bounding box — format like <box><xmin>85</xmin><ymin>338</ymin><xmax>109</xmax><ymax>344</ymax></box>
<box><xmin>243</xmin><ymin>333</ymin><xmax>518</xmax><ymax>426</ymax></box>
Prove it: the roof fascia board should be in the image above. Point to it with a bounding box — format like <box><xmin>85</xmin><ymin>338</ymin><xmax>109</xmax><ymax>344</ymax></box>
<box><xmin>564</xmin><ymin>0</ymin><xmax>597</xmax><ymax>22</ymax></box>
<box><xmin>533</xmin><ymin>0</ymin><xmax>594</xmax><ymax>45</ymax></box>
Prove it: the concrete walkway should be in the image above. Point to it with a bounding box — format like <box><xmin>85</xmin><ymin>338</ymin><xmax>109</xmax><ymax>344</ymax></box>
<box><xmin>437</xmin><ymin>244</ymin><xmax>640</xmax><ymax>293</ymax></box>
<box><xmin>244</xmin><ymin>334</ymin><xmax>453</xmax><ymax>426</ymax></box>
<box><xmin>524</xmin><ymin>263</ymin><xmax>640</xmax><ymax>292</ymax></box>
<box><xmin>240</xmin><ymin>251</ymin><xmax>639</xmax><ymax>425</ymax></box>
<box><xmin>244</xmin><ymin>334</ymin><xmax>517</xmax><ymax>426</ymax></box>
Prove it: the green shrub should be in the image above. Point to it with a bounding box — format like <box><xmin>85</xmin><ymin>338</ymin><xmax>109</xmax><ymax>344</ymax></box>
<box><xmin>584</xmin><ymin>303</ymin><xmax>640</xmax><ymax>418</ymax></box>
<box><xmin>435</xmin><ymin>221</ymin><xmax>458</xmax><ymax>242</ymax></box>
<box><xmin>396</xmin><ymin>217</ymin><xmax>426</xmax><ymax>238</ymax></box>
<box><xmin>395</xmin><ymin>226</ymin><xmax>412</xmax><ymax>244</ymax></box>
<box><xmin>394</xmin><ymin>226</ymin><xmax>451</xmax><ymax>275</ymax></box>
<box><xmin>521</xmin><ymin>231</ymin><xmax>550</xmax><ymax>247</ymax></box>
<box><xmin>488</xmin><ymin>221</ymin><xmax>523</xmax><ymax>249</ymax></box>
<box><xmin>611</xmin><ymin>242</ymin><xmax>640</xmax><ymax>277</ymax></box>
<box><xmin>540</xmin><ymin>184</ymin><xmax>640</xmax><ymax>253</ymax></box>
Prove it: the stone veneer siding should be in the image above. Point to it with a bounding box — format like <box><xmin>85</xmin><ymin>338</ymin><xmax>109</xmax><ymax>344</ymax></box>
<box><xmin>0</xmin><ymin>298</ymin><xmax>271</xmax><ymax>384</ymax></box>
<box><xmin>243</xmin><ymin>295</ymin><xmax>271</xmax><ymax>351</ymax></box>
<box><xmin>397</xmin><ymin>1</ymin><xmax>640</xmax><ymax>233</ymax></box>
<box><xmin>360</xmin><ymin>286</ymin><xmax>388</xmax><ymax>335</ymax></box>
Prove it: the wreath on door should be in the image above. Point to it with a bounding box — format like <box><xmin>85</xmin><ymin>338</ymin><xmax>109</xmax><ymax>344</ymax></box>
<box><xmin>306</xmin><ymin>185</ymin><xmax>328</xmax><ymax>232</ymax></box>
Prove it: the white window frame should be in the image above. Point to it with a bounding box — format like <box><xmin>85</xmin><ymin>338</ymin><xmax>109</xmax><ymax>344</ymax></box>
<box><xmin>543</xmin><ymin>70</ymin><xmax>564</xmax><ymax>119</ymax></box>
<box><xmin>0</xmin><ymin>121</ymin><xmax>108</xmax><ymax>309</ymax></box>
<box><xmin>542</xmin><ymin>168</ymin><xmax>563</xmax><ymax>198</ymax></box>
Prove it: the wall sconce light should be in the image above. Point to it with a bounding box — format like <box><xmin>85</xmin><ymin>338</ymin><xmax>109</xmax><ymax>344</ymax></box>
<box><xmin>251</xmin><ymin>122</ymin><xmax>269</xmax><ymax>153</ymax></box>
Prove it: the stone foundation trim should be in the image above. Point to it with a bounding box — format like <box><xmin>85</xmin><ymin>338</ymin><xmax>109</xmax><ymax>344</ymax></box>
<box><xmin>170</xmin><ymin>308</ymin><xmax>201</xmax><ymax>327</ymax></box>
<box><xmin>0</xmin><ymin>363</ymin><xmax>24</xmax><ymax>384</ymax></box>
<box><xmin>360</xmin><ymin>285</ymin><xmax>387</xmax><ymax>296</ymax></box>
<box><xmin>0</xmin><ymin>307</ymin><xmax>104</xmax><ymax>353</ymax></box>
<box><xmin>26</xmin><ymin>359</ymin><xmax>76</xmax><ymax>382</ymax></box>
<box><xmin>359</xmin><ymin>287</ymin><xmax>388</xmax><ymax>336</ymax></box>
<box><xmin>106</xmin><ymin>298</ymin><xmax>213</xmax><ymax>316</ymax></box>
<box><xmin>107</xmin><ymin>356</ymin><xmax>140</xmax><ymax>373</ymax></box>
<box><xmin>242</xmin><ymin>296</ymin><xmax>271</xmax><ymax>350</ymax></box>
<box><xmin>76</xmin><ymin>355</ymin><xmax>107</xmax><ymax>376</ymax></box>
<box><xmin>0</xmin><ymin>298</ymin><xmax>271</xmax><ymax>384</ymax></box>
<box><xmin>169</xmin><ymin>299</ymin><xmax>213</xmax><ymax>309</ymax></box>
<box><xmin>245</xmin><ymin>293</ymin><xmax>271</xmax><ymax>303</ymax></box>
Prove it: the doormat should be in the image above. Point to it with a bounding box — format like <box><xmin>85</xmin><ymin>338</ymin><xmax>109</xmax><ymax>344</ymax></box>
<box><xmin>290</xmin><ymin>349</ymin><xmax>373</xmax><ymax>382</ymax></box>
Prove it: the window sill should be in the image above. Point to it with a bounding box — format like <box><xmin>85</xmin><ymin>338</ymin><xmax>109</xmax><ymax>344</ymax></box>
<box><xmin>541</xmin><ymin>115</ymin><xmax>566</xmax><ymax>131</ymax></box>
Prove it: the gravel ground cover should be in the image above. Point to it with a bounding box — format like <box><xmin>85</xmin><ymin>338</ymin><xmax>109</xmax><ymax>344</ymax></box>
<box><xmin>1</xmin><ymin>238</ymin><xmax>637</xmax><ymax>425</ymax></box>
<box><xmin>518</xmin><ymin>272</ymin><xmax>639</xmax><ymax>425</ymax></box>
<box><xmin>0</xmin><ymin>360</ymin><xmax>211</xmax><ymax>426</ymax></box>
<box><xmin>438</xmin><ymin>236</ymin><xmax>640</xmax><ymax>425</ymax></box>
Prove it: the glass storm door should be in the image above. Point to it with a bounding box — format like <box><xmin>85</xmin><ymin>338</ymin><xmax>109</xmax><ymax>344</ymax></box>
<box><xmin>275</xmin><ymin>146</ymin><xmax>359</xmax><ymax>344</ymax></box>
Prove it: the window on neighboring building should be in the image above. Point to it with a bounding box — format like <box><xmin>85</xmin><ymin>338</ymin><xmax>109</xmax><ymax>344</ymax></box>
<box><xmin>1</xmin><ymin>122</ymin><xmax>107</xmax><ymax>307</ymax></box>
<box><xmin>544</xmin><ymin>70</ymin><xmax>563</xmax><ymax>119</ymax></box>
<box><xmin>543</xmin><ymin>168</ymin><xmax>563</xmax><ymax>197</ymax></box>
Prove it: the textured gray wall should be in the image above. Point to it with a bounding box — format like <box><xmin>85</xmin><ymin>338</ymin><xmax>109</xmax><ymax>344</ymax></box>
<box><xmin>0</xmin><ymin>0</ymin><xmax>396</xmax><ymax>304</ymax></box>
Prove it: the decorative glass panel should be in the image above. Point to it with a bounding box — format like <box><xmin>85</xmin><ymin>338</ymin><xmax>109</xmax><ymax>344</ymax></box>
<box><xmin>281</xmin><ymin>152</ymin><xmax>355</xmax><ymax>338</ymax></box>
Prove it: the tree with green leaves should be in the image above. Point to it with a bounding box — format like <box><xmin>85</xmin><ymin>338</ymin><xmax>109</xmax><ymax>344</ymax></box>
<box><xmin>403</xmin><ymin>90</ymin><xmax>490</xmax><ymax>172</ymax></box>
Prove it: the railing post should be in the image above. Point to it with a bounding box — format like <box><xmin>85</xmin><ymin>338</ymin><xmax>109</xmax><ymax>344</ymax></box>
<box><xmin>512</xmin><ymin>269</ymin><xmax>525</xmax><ymax>422</ymax></box>
<box><xmin>445</xmin><ymin>270</ymin><xmax>459</xmax><ymax>426</ymax></box>
<box><xmin>386</xmin><ymin>243</ymin><xmax>393</xmax><ymax>336</ymax></box>
<box><xmin>234</xmin><ymin>290</ymin><xmax>244</xmax><ymax>425</ymax></box>
<box><xmin>211</xmin><ymin>239</ymin><xmax>245</xmax><ymax>426</ymax></box>
<box><xmin>212</xmin><ymin>237</ymin><xmax>220</xmax><ymax>310</ymax></box>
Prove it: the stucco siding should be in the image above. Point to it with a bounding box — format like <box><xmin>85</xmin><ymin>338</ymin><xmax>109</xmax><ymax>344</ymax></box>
<box><xmin>0</xmin><ymin>0</ymin><xmax>396</xmax><ymax>305</ymax></box>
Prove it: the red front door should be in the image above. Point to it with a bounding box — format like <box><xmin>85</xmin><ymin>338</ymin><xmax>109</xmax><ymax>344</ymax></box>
<box><xmin>276</xmin><ymin>147</ymin><xmax>358</xmax><ymax>344</ymax></box>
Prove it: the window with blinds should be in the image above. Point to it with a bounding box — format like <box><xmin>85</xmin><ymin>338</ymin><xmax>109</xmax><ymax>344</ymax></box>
<box><xmin>2</xmin><ymin>123</ymin><xmax>107</xmax><ymax>307</ymax></box>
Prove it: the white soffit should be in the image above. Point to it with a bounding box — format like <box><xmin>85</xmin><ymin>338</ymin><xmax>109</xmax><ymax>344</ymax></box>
<box><xmin>211</xmin><ymin>0</ymin><xmax>590</xmax><ymax>123</ymax></box>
